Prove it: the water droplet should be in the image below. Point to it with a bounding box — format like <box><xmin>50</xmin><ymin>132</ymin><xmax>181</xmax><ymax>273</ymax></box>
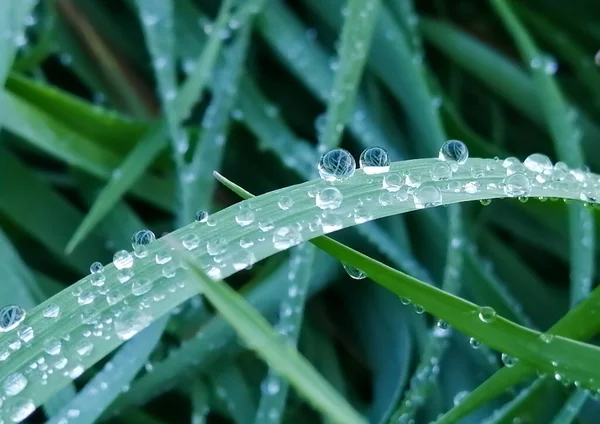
<box><xmin>453</xmin><ymin>390</ymin><xmax>469</xmax><ymax>406</ymax></box>
<box><xmin>43</xmin><ymin>337</ymin><xmax>62</xmax><ymax>355</ymax></box>
<box><xmin>317</xmin><ymin>148</ymin><xmax>356</xmax><ymax>182</ymax></box>
<box><xmin>131</xmin><ymin>229</ymin><xmax>156</xmax><ymax>258</ymax></box>
<box><xmin>501</xmin><ymin>353</ymin><xmax>518</xmax><ymax>367</ymax></box>
<box><xmin>90</xmin><ymin>262</ymin><xmax>103</xmax><ymax>274</ymax></box>
<box><xmin>76</xmin><ymin>339</ymin><xmax>94</xmax><ymax>356</ymax></box>
<box><xmin>114</xmin><ymin>309</ymin><xmax>152</xmax><ymax>341</ymax></box>
<box><xmin>155</xmin><ymin>249</ymin><xmax>172</xmax><ymax>265</ymax></box>
<box><xmin>8</xmin><ymin>398</ymin><xmax>35</xmax><ymax>422</ymax></box>
<box><xmin>17</xmin><ymin>326</ymin><xmax>33</xmax><ymax>342</ymax></box>
<box><xmin>132</xmin><ymin>279</ymin><xmax>153</xmax><ymax>296</ymax></box>
<box><xmin>480</xmin><ymin>199</ymin><xmax>492</xmax><ymax>206</ymax></box>
<box><xmin>316</xmin><ymin>187</ymin><xmax>343</xmax><ymax>210</ymax></box>
<box><xmin>42</xmin><ymin>304</ymin><xmax>60</xmax><ymax>319</ymax></box>
<box><xmin>182</xmin><ymin>234</ymin><xmax>201</xmax><ymax>250</ymax></box>
<box><xmin>478</xmin><ymin>306</ymin><xmax>497</xmax><ymax>323</ymax></box>
<box><xmin>321</xmin><ymin>214</ymin><xmax>342</xmax><ymax>232</ymax></box>
<box><xmin>259</xmin><ymin>218</ymin><xmax>274</xmax><ymax>232</ymax></box>
<box><xmin>414</xmin><ymin>304</ymin><xmax>425</xmax><ymax>314</ymax></box>
<box><xmin>273</xmin><ymin>226</ymin><xmax>302</xmax><ymax>250</ymax></box>
<box><xmin>235</xmin><ymin>205</ymin><xmax>255</xmax><ymax>226</ymax></box>
<box><xmin>413</xmin><ymin>185</ymin><xmax>442</xmax><ymax>209</ymax></box>
<box><xmin>113</xmin><ymin>250</ymin><xmax>134</xmax><ymax>270</ymax></box>
<box><xmin>469</xmin><ymin>338</ymin><xmax>481</xmax><ymax>349</ymax></box>
<box><xmin>207</xmin><ymin>238</ymin><xmax>227</xmax><ymax>255</ymax></box>
<box><xmin>523</xmin><ymin>153</ymin><xmax>552</xmax><ymax>174</ymax></box>
<box><xmin>3</xmin><ymin>372</ymin><xmax>27</xmax><ymax>396</ymax></box>
<box><xmin>0</xmin><ymin>305</ymin><xmax>26</xmax><ymax>332</ymax></box>
<box><xmin>382</xmin><ymin>173</ymin><xmax>403</xmax><ymax>192</ymax></box>
<box><xmin>439</xmin><ymin>140</ymin><xmax>468</xmax><ymax>171</ymax></box>
<box><xmin>539</xmin><ymin>333</ymin><xmax>554</xmax><ymax>344</ymax></box>
<box><xmin>430</xmin><ymin>161</ymin><xmax>452</xmax><ymax>180</ymax></box>
<box><xmin>261</xmin><ymin>376</ymin><xmax>281</xmax><ymax>395</ymax></box>
<box><xmin>503</xmin><ymin>173</ymin><xmax>531</xmax><ymax>197</ymax></box>
<box><xmin>343</xmin><ymin>264</ymin><xmax>366</xmax><ymax>279</ymax></box>
<box><xmin>195</xmin><ymin>210</ymin><xmax>209</xmax><ymax>223</ymax></box>
<box><xmin>359</xmin><ymin>146</ymin><xmax>390</xmax><ymax>174</ymax></box>
<box><xmin>278</xmin><ymin>196</ymin><xmax>294</xmax><ymax>210</ymax></box>
<box><xmin>117</xmin><ymin>268</ymin><xmax>134</xmax><ymax>284</ymax></box>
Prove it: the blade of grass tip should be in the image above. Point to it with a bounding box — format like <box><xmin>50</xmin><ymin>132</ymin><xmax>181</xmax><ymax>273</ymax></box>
<box><xmin>549</xmin><ymin>389</ymin><xmax>588</xmax><ymax>424</ymax></box>
<box><xmin>65</xmin><ymin>0</ymin><xmax>234</xmax><ymax>252</ymax></box>
<box><xmin>254</xmin><ymin>243</ymin><xmax>315</xmax><ymax>424</ymax></box>
<box><xmin>491</xmin><ymin>0</ymin><xmax>595</xmax><ymax>415</ymax></box>
<box><xmin>317</xmin><ymin>0</ymin><xmax>380</xmax><ymax>151</ymax></box>
<box><xmin>208</xmin><ymin>364</ymin><xmax>257</xmax><ymax>424</ymax></box>
<box><xmin>388</xmin><ymin>204</ymin><xmax>465</xmax><ymax>422</ymax></box>
<box><xmin>169</xmin><ymin>241</ymin><xmax>367</xmax><ymax>424</ymax></box>
<box><xmin>0</xmin><ymin>0</ymin><xmax>36</xmax><ymax>82</ymax></box>
<box><xmin>185</xmin><ymin>9</ymin><xmax>256</xmax><ymax>220</ymax></box>
<box><xmin>257</xmin><ymin>2</ymin><xmax>401</xmax><ymax>159</ymax></box>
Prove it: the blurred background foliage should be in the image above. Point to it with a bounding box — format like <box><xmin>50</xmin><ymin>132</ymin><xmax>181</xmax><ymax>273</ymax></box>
<box><xmin>1</xmin><ymin>0</ymin><xmax>600</xmax><ymax>423</ymax></box>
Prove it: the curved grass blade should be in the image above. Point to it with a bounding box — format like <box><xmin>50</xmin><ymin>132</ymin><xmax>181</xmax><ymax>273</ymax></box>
<box><xmin>2</xmin><ymin>156</ymin><xmax>600</xmax><ymax>422</ymax></box>
<box><xmin>208</xmin><ymin>364</ymin><xmax>256</xmax><ymax>424</ymax></box>
<box><xmin>65</xmin><ymin>0</ymin><xmax>234</xmax><ymax>252</ymax></box>
<box><xmin>317</xmin><ymin>0</ymin><xmax>380</xmax><ymax>151</ymax></box>
<box><xmin>171</xmin><ymin>242</ymin><xmax>367</xmax><ymax>424</ymax></box>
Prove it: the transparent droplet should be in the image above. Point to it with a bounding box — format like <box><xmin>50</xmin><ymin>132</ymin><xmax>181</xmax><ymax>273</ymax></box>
<box><xmin>113</xmin><ymin>250</ymin><xmax>134</xmax><ymax>270</ymax></box>
<box><xmin>478</xmin><ymin>306</ymin><xmax>497</xmax><ymax>323</ymax></box>
<box><xmin>132</xmin><ymin>279</ymin><xmax>153</xmax><ymax>296</ymax></box>
<box><xmin>75</xmin><ymin>339</ymin><xmax>94</xmax><ymax>357</ymax></box>
<box><xmin>131</xmin><ymin>229</ymin><xmax>155</xmax><ymax>258</ymax></box>
<box><xmin>321</xmin><ymin>214</ymin><xmax>342</xmax><ymax>232</ymax></box>
<box><xmin>469</xmin><ymin>338</ymin><xmax>481</xmax><ymax>349</ymax></box>
<box><xmin>181</xmin><ymin>234</ymin><xmax>201</xmax><ymax>250</ymax></box>
<box><xmin>414</xmin><ymin>304</ymin><xmax>425</xmax><ymax>314</ymax></box>
<box><xmin>17</xmin><ymin>326</ymin><xmax>34</xmax><ymax>342</ymax></box>
<box><xmin>439</xmin><ymin>140</ymin><xmax>468</xmax><ymax>171</ymax></box>
<box><xmin>155</xmin><ymin>249</ymin><xmax>172</xmax><ymax>265</ymax></box>
<box><xmin>3</xmin><ymin>372</ymin><xmax>27</xmax><ymax>396</ymax></box>
<box><xmin>453</xmin><ymin>390</ymin><xmax>469</xmax><ymax>406</ymax></box>
<box><xmin>399</xmin><ymin>297</ymin><xmax>411</xmax><ymax>305</ymax></box>
<box><xmin>272</xmin><ymin>226</ymin><xmax>302</xmax><ymax>250</ymax></box>
<box><xmin>359</xmin><ymin>146</ymin><xmax>390</xmax><ymax>174</ymax></box>
<box><xmin>430</xmin><ymin>161</ymin><xmax>452</xmax><ymax>180</ymax></box>
<box><xmin>261</xmin><ymin>375</ymin><xmax>281</xmax><ymax>395</ymax></box>
<box><xmin>501</xmin><ymin>353</ymin><xmax>518</xmax><ymax>368</ymax></box>
<box><xmin>8</xmin><ymin>398</ymin><xmax>35</xmax><ymax>423</ymax></box>
<box><xmin>278</xmin><ymin>196</ymin><xmax>294</xmax><ymax>210</ymax></box>
<box><xmin>195</xmin><ymin>210</ymin><xmax>209</xmax><ymax>223</ymax></box>
<box><xmin>539</xmin><ymin>333</ymin><xmax>554</xmax><ymax>344</ymax></box>
<box><xmin>43</xmin><ymin>337</ymin><xmax>62</xmax><ymax>356</ymax></box>
<box><xmin>207</xmin><ymin>238</ymin><xmax>227</xmax><ymax>256</ymax></box>
<box><xmin>343</xmin><ymin>264</ymin><xmax>366</xmax><ymax>279</ymax></box>
<box><xmin>503</xmin><ymin>173</ymin><xmax>531</xmax><ymax>197</ymax></box>
<box><xmin>42</xmin><ymin>304</ymin><xmax>60</xmax><ymax>319</ymax></box>
<box><xmin>114</xmin><ymin>309</ymin><xmax>152</xmax><ymax>341</ymax></box>
<box><xmin>523</xmin><ymin>153</ymin><xmax>552</xmax><ymax>174</ymax></box>
<box><xmin>117</xmin><ymin>268</ymin><xmax>134</xmax><ymax>284</ymax></box>
<box><xmin>382</xmin><ymin>173</ymin><xmax>403</xmax><ymax>192</ymax></box>
<box><xmin>0</xmin><ymin>305</ymin><xmax>26</xmax><ymax>332</ymax></box>
<box><xmin>90</xmin><ymin>262</ymin><xmax>103</xmax><ymax>274</ymax></box>
<box><xmin>235</xmin><ymin>205</ymin><xmax>255</xmax><ymax>226</ymax></box>
<box><xmin>316</xmin><ymin>187</ymin><xmax>343</xmax><ymax>210</ymax></box>
<box><xmin>413</xmin><ymin>185</ymin><xmax>442</xmax><ymax>209</ymax></box>
<box><xmin>259</xmin><ymin>218</ymin><xmax>274</xmax><ymax>232</ymax></box>
<box><xmin>317</xmin><ymin>148</ymin><xmax>356</xmax><ymax>182</ymax></box>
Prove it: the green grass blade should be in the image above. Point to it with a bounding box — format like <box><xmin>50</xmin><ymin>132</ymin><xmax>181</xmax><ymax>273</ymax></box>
<box><xmin>318</xmin><ymin>0</ymin><xmax>380</xmax><ymax>150</ymax></box>
<box><xmin>550</xmin><ymin>389</ymin><xmax>588</xmax><ymax>424</ymax></box>
<box><xmin>171</xmin><ymin>243</ymin><xmax>367</xmax><ymax>424</ymax></box>
<box><xmin>208</xmin><ymin>364</ymin><xmax>257</xmax><ymax>424</ymax></box>
<box><xmin>65</xmin><ymin>0</ymin><xmax>234</xmax><ymax>251</ymax></box>
<box><xmin>0</xmin><ymin>0</ymin><xmax>36</xmax><ymax>82</ymax></box>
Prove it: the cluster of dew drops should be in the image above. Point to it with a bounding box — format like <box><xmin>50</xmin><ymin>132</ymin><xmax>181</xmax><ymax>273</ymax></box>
<box><xmin>2</xmin><ymin>140</ymin><xmax>600</xmax><ymax>422</ymax></box>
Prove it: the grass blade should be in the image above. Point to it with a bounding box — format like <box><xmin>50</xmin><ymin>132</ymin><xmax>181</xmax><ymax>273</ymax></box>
<box><xmin>0</xmin><ymin>0</ymin><xmax>36</xmax><ymax>82</ymax></box>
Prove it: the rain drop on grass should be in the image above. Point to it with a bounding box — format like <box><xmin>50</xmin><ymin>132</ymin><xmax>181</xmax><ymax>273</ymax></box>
<box><xmin>131</xmin><ymin>229</ymin><xmax>156</xmax><ymax>258</ymax></box>
<box><xmin>195</xmin><ymin>210</ymin><xmax>209</xmax><ymax>223</ymax></box>
<box><xmin>0</xmin><ymin>305</ymin><xmax>26</xmax><ymax>332</ymax></box>
<box><xmin>316</xmin><ymin>187</ymin><xmax>343</xmax><ymax>210</ymax></box>
<box><xmin>113</xmin><ymin>250</ymin><xmax>134</xmax><ymax>270</ymax></box>
<box><xmin>478</xmin><ymin>306</ymin><xmax>497</xmax><ymax>323</ymax></box>
<box><xmin>317</xmin><ymin>148</ymin><xmax>356</xmax><ymax>182</ymax></box>
<box><xmin>439</xmin><ymin>140</ymin><xmax>468</xmax><ymax>171</ymax></box>
<box><xmin>343</xmin><ymin>264</ymin><xmax>366</xmax><ymax>279</ymax></box>
<box><xmin>503</xmin><ymin>173</ymin><xmax>531</xmax><ymax>197</ymax></box>
<box><xmin>359</xmin><ymin>146</ymin><xmax>390</xmax><ymax>174</ymax></box>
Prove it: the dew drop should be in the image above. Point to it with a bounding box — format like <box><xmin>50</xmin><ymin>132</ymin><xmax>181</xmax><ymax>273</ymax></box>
<box><xmin>316</xmin><ymin>187</ymin><xmax>343</xmax><ymax>210</ymax></box>
<box><xmin>261</xmin><ymin>376</ymin><xmax>281</xmax><ymax>395</ymax></box>
<box><xmin>321</xmin><ymin>214</ymin><xmax>342</xmax><ymax>232</ymax></box>
<box><xmin>399</xmin><ymin>297</ymin><xmax>411</xmax><ymax>305</ymax></box>
<box><xmin>17</xmin><ymin>326</ymin><xmax>33</xmax><ymax>342</ymax></box>
<box><xmin>114</xmin><ymin>309</ymin><xmax>153</xmax><ymax>341</ymax></box>
<box><xmin>131</xmin><ymin>229</ymin><xmax>155</xmax><ymax>258</ymax></box>
<box><xmin>501</xmin><ymin>353</ymin><xmax>518</xmax><ymax>368</ymax></box>
<box><xmin>413</xmin><ymin>185</ymin><xmax>442</xmax><ymax>209</ymax></box>
<box><xmin>453</xmin><ymin>390</ymin><xmax>469</xmax><ymax>406</ymax></box>
<box><xmin>272</xmin><ymin>226</ymin><xmax>302</xmax><ymax>250</ymax></box>
<box><xmin>503</xmin><ymin>173</ymin><xmax>531</xmax><ymax>197</ymax></box>
<box><xmin>3</xmin><ymin>372</ymin><xmax>27</xmax><ymax>396</ymax></box>
<box><xmin>278</xmin><ymin>196</ymin><xmax>294</xmax><ymax>210</ymax></box>
<box><xmin>414</xmin><ymin>304</ymin><xmax>425</xmax><ymax>314</ymax></box>
<box><xmin>207</xmin><ymin>238</ymin><xmax>227</xmax><ymax>255</ymax></box>
<box><xmin>42</xmin><ymin>304</ymin><xmax>60</xmax><ymax>319</ymax></box>
<box><xmin>259</xmin><ymin>218</ymin><xmax>275</xmax><ymax>232</ymax></box>
<box><xmin>317</xmin><ymin>148</ymin><xmax>356</xmax><ymax>182</ymax></box>
<box><xmin>43</xmin><ymin>337</ymin><xmax>62</xmax><ymax>356</ymax></box>
<box><xmin>132</xmin><ymin>279</ymin><xmax>153</xmax><ymax>296</ymax></box>
<box><xmin>430</xmin><ymin>161</ymin><xmax>452</xmax><ymax>180</ymax></box>
<box><xmin>90</xmin><ymin>262</ymin><xmax>103</xmax><ymax>274</ymax></box>
<box><xmin>382</xmin><ymin>173</ymin><xmax>403</xmax><ymax>192</ymax></box>
<box><xmin>235</xmin><ymin>205</ymin><xmax>255</xmax><ymax>226</ymax></box>
<box><xmin>8</xmin><ymin>398</ymin><xmax>35</xmax><ymax>423</ymax></box>
<box><xmin>469</xmin><ymin>338</ymin><xmax>481</xmax><ymax>349</ymax></box>
<box><xmin>113</xmin><ymin>250</ymin><xmax>134</xmax><ymax>270</ymax></box>
<box><xmin>539</xmin><ymin>333</ymin><xmax>554</xmax><ymax>344</ymax></box>
<box><xmin>195</xmin><ymin>210</ymin><xmax>209</xmax><ymax>223</ymax></box>
<box><xmin>181</xmin><ymin>234</ymin><xmax>201</xmax><ymax>250</ymax></box>
<box><xmin>0</xmin><ymin>305</ymin><xmax>26</xmax><ymax>332</ymax></box>
<box><xmin>359</xmin><ymin>146</ymin><xmax>390</xmax><ymax>174</ymax></box>
<box><xmin>155</xmin><ymin>249</ymin><xmax>172</xmax><ymax>265</ymax></box>
<box><xmin>478</xmin><ymin>306</ymin><xmax>497</xmax><ymax>323</ymax></box>
<box><xmin>523</xmin><ymin>153</ymin><xmax>552</xmax><ymax>174</ymax></box>
<box><xmin>439</xmin><ymin>140</ymin><xmax>468</xmax><ymax>171</ymax></box>
<box><xmin>343</xmin><ymin>264</ymin><xmax>366</xmax><ymax>279</ymax></box>
<box><xmin>75</xmin><ymin>339</ymin><xmax>94</xmax><ymax>357</ymax></box>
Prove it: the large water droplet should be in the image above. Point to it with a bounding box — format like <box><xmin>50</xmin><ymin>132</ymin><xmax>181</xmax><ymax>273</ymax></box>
<box><xmin>503</xmin><ymin>173</ymin><xmax>531</xmax><ymax>197</ymax></box>
<box><xmin>114</xmin><ymin>309</ymin><xmax>152</xmax><ymax>341</ymax></box>
<box><xmin>0</xmin><ymin>305</ymin><xmax>26</xmax><ymax>332</ymax></box>
<box><xmin>113</xmin><ymin>250</ymin><xmax>134</xmax><ymax>270</ymax></box>
<box><xmin>317</xmin><ymin>148</ymin><xmax>356</xmax><ymax>182</ymax></box>
<box><xmin>343</xmin><ymin>264</ymin><xmax>366</xmax><ymax>279</ymax></box>
<box><xmin>523</xmin><ymin>153</ymin><xmax>552</xmax><ymax>174</ymax></box>
<box><xmin>478</xmin><ymin>306</ymin><xmax>497</xmax><ymax>323</ymax></box>
<box><xmin>316</xmin><ymin>187</ymin><xmax>343</xmax><ymax>210</ymax></box>
<box><xmin>273</xmin><ymin>226</ymin><xmax>302</xmax><ymax>250</ymax></box>
<box><xmin>8</xmin><ymin>398</ymin><xmax>35</xmax><ymax>423</ymax></box>
<box><xmin>430</xmin><ymin>161</ymin><xmax>452</xmax><ymax>180</ymax></box>
<box><xmin>359</xmin><ymin>147</ymin><xmax>390</xmax><ymax>174</ymax></box>
<box><xmin>207</xmin><ymin>238</ymin><xmax>227</xmax><ymax>256</ymax></box>
<box><xmin>181</xmin><ymin>234</ymin><xmax>200</xmax><ymax>250</ymax></box>
<box><xmin>439</xmin><ymin>140</ymin><xmax>468</xmax><ymax>171</ymax></box>
<box><xmin>235</xmin><ymin>205</ymin><xmax>255</xmax><ymax>226</ymax></box>
<box><xmin>131</xmin><ymin>229</ymin><xmax>156</xmax><ymax>258</ymax></box>
<box><xmin>413</xmin><ymin>185</ymin><xmax>442</xmax><ymax>209</ymax></box>
<box><xmin>132</xmin><ymin>279</ymin><xmax>153</xmax><ymax>296</ymax></box>
<box><xmin>195</xmin><ymin>210</ymin><xmax>209</xmax><ymax>223</ymax></box>
<box><xmin>382</xmin><ymin>173</ymin><xmax>403</xmax><ymax>192</ymax></box>
<box><xmin>42</xmin><ymin>304</ymin><xmax>60</xmax><ymax>319</ymax></box>
<box><xmin>3</xmin><ymin>373</ymin><xmax>27</xmax><ymax>396</ymax></box>
<box><xmin>90</xmin><ymin>262</ymin><xmax>103</xmax><ymax>274</ymax></box>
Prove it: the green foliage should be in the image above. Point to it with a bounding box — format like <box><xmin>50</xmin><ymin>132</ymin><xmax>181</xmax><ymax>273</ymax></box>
<box><xmin>0</xmin><ymin>1</ymin><xmax>599</xmax><ymax>424</ymax></box>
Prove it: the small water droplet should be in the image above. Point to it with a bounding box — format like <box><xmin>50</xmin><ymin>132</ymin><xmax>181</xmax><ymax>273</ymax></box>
<box><xmin>439</xmin><ymin>140</ymin><xmax>468</xmax><ymax>171</ymax></box>
<box><xmin>0</xmin><ymin>305</ymin><xmax>26</xmax><ymax>332</ymax></box>
<box><xmin>132</xmin><ymin>279</ymin><xmax>153</xmax><ymax>296</ymax></box>
<box><xmin>382</xmin><ymin>173</ymin><xmax>403</xmax><ymax>192</ymax></box>
<box><xmin>235</xmin><ymin>205</ymin><xmax>255</xmax><ymax>226</ymax></box>
<box><xmin>259</xmin><ymin>218</ymin><xmax>275</xmax><ymax>232</ymax></box>
<box><xmin>195</xmin><ymin>210</ymin><xmax>209</xmax><ymax>223</ymax></box>
<box><xmin>113</xmin><ymin>250</ymin><xmax>134</xmax><ymax>270</ymax></box>
<box><xmin>478</xmin><ymin>306</ymin><xmax>497</xmax><ymax>323</ymax></box>
<box><xmin>207</xmin><ymin>238</ymin><xmax>227</xmax><ymax>255</ymax></box>
<box><xmin>182</xmin><ymin>234</ymin><xmax>201</xmax><ymax>250</ymax></box>
<box><xmin>343</xmin><ymin>264</ymin><xmax>366</xmax><ymax>279</ymax></box>
<box><xmin>273</xmin><ymin>226</ymin><xmax>302</xmax><ymax>250</ymax></box>
<box><xmin>539</xmin><ymin>333</ymin><xmax>554</xmax><ymax>344</ymax></box>
<box><xmin>3</xmin><ymin>372</ymin><xmax>27</xmax><ymax>396</ymax></box>
<box><xmin>414</xmin><ymin>304</ymin><xmax>425</xmax><ymax>314</ymax></box>
<box><xmin>131</xmin><ymin>229</ymin><xmax>155</xmax><ymax>258</ymax></box>
<box><xmin>453</xmin><ymin>390</ymin><xmax>469</xmax><ymax>406</ymax></box>
<box><xmin>316</xmin><ymin>187</ymin><xmax>343</xmax><ymax>210</ymax></box>
<box><xmin>278</xmin><ymin>196</ymin><xmax>294</xmax><ymax>210</ymax></box>
<box><xmin>90</xmin><ymin>262</ymin><xmax>103</xmax><ymax>274</ymax></box>
<box><xmin>501</xmin><ymin>353</ymin><xmax>518</xmax><ymax>368</ymax></box>
<box><xmin>430</xmin><ymin>161</ymin><xmax>452</xmax><ymax>180</ymax></box>
<box><xmin>469</xmin><ymin>338</ymin><xmax>481</xmax><ymax>349</ymax></box>
<box><xmin>42</xmin><ymin>304</ymin><xmax>60</xmax><ymax>319</ymax></box>
<box><xmin>44</xmin><ymin>337</ymin><xmax>62</xmax><ymax>356</ymax></box>
<box><xmin>317</xmin><ymin>148</ymin><xmax>356</xmax><ymax>182</ymax></box>
<box><xmin>503</xmin><ymin>173</ymin><xmax>531</xmax><ymax>197</ymax></box>
<box><xmin>413</xmin><ymin>185</ymin><xmax>442</xmax><ymax>209</ymax></box>
<box><xmin>359</xmin><ymin>146</ymin><xmax>390</xmax><ymax>174</ymax></box>
<box><xmin>261</xmin><ymin>376</ymin><xmax>281</xmax><ymax>395</ymax></box>
<box><xmin>17</xmin><ymin>326</ymin><xmax>33</xmax><ymax>342</ymax></box>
